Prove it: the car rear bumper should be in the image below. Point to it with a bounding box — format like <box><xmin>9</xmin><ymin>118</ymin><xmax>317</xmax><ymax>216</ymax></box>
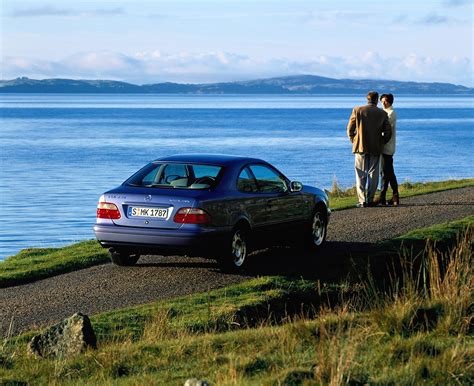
<box><xmin>93</xmin><ymin>223</ymin><xmax>229</xmax><ymax>251</ymax></box>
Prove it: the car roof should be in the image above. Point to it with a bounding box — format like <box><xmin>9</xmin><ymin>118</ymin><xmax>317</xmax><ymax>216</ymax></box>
<box><xmin>155</xmin><ymin>154</ymin><xmax>266</xmax><ymax>166</ymax></box>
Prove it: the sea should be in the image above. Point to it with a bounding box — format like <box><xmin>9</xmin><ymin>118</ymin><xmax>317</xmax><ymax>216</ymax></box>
<box><xmin>0</xmin><ymin>94</ymin><xmax>473</xmax><ymax>260</ymax></box>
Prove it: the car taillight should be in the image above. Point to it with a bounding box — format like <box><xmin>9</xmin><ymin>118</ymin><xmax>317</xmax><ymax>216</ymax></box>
<box><xmin>97</xmin><ymin>202</ymin><xmax>121</xmax><ymax>219</ymax></box>
<box><xmin>173</xmin><ymin>207</ymin><xmax>211</xmax><ymax>224</ymax></box>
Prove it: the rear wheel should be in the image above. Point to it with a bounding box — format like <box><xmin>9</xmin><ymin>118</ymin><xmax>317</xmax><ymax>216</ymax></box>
<box><xmin>306</xmin><ymin>208</ymin><xmax>327</xmax><ymax>250</ymax></box>
<box><xmin>109</xmin><ymin>248</ymin><xmax>140</xmax><ymax>266</ymax></box>
<box><xmin>218</xmin><ymin>225</ymin><xmax>249</xmax><ymax>271</ymax></box>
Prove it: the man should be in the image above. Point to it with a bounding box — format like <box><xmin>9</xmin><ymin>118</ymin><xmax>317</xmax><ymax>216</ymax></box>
<box><xmin>379</xmin><ymin>93</ymin><xmax>399</xmax><ymax>205</ymax></box>
<box><xmin>347</xmin><ymin>91</ymin><xmax>391</xmax><ymax>207</ymax></box>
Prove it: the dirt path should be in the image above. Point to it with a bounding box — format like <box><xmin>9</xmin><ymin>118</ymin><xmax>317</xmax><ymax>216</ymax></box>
<box><xmin>1</xmin><ymin>187</ymin><xmax>473</xmax><ymax>336</ymax></box>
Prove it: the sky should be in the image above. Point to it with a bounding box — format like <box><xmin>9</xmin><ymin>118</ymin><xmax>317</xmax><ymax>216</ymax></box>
<box><xmin>1</xmin><ymin>0</ymin><xmax>473</xmax><ymax>86</ymax></box>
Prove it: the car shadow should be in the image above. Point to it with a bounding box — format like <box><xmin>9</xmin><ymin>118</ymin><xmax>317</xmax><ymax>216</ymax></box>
<box><xmin>235</xmin><ymin>241</ymin><xmax>378</xmax><ymax>281</ymax></box>
<box><xmin>136</xmin><ymin>259</ymin><xmax>217</xmax><ymax>269</ymax></box>
<box><xmin>137</xmin><ymin>240</ymin><xmax>381</xmax><ymax>283</ymax></box>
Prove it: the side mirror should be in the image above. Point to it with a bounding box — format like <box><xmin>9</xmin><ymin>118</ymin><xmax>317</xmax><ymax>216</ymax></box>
<box><xmin>290</xmin><ymin>181</ymin><xmax>303</xmax><ymax>192</ymax></box>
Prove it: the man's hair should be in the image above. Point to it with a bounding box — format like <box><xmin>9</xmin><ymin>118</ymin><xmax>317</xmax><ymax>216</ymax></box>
<box><xmin>380</xmin><ymin>93</ymin><xmax>394</xmax><ymax>105</ymax></box>
<box><xmin>366</xmin><ymin>91</ymin><xmax>379</xmax><ymax>103</ymax></box>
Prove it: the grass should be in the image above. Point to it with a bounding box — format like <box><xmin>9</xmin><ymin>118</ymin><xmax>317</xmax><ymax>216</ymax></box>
<box><xmin>372</xmin><ymin>215</ymin><xmax>474</xmax><ymax>256</ymax></box>
<box><xmin>328</xmin><ymin>177</ymin><xmax>474</xmax><ymax>210</ymax></box>
<box><xmin>0</xmin><ymin>240</ymin><xmax>108</xmax><ymax>288</ymax></box>
<box><xmin>0</xmin><ymin>217</ymin><xmax>472</xmax><ymax>385</ymax></box>
<box><xmin>1</xmin><ymin>178</ymin><xmax>472</xmax><ymax>288</ymax></box>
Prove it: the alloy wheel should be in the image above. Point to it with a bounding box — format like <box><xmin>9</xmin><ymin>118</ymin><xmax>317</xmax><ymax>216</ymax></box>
<box><xmin>231</xmin><ymin>229</ymin><xmax>247</xmax><ymax>267</ymax></box>
<box><xmin>311</xmin><ymin>212</ymin><xmax>326</xmax><ymax>246</ymax></box>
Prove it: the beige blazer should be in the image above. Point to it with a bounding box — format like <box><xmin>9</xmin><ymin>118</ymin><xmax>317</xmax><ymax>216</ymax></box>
<box><xmin>347</xmin><ymin>103</ymin><xmax>391</xmax><ymax>155</ymax></box>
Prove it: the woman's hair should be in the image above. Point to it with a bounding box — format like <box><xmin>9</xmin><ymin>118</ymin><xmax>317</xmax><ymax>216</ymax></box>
<box><xmin>380</xmin><ymin>93</ymin><xmax>394</xmax><ymax>105</ymax></box>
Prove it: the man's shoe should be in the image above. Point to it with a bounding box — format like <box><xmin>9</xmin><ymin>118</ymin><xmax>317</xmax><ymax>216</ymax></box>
<box><xmin>367</xmin><ymin>201</ymin><xmax>377</xmax><ymax>207</ymax></box>
<box><xmin>356</xmin><ymin>202</ymin><xmax>366</xmax><ymax>208</ymax></box>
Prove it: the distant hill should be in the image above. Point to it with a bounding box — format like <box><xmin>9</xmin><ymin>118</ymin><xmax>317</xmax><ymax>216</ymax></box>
<box><xmin>1</xmin><ymin>75</ymin><xmax>472</xmax><ymax>94</ymax></box>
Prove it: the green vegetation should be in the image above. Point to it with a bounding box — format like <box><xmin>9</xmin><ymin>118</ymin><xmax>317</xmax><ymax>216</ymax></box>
<box><xmin>1</xmin><ymin>178</ymin><xmax>472</xmax><ymax>288</ymax></box>
<box><xmin>374</xmin><ymin>215</ymin><xmax>474</xmax><ymax>257</ymax></box>
<box><xmin>394</xmin><ymin>215</ymin><xmax>474</xmax><ymax>243</ymax></box>
<box><xmin>0</xmin><ymin>240</ymin><xmax>108</xmax><ymax>288</ymax></box>
<box><xmin>1</xmin><ymin>217</ymin><xmax>472</xmax><ymax>385</ymax></box>
<box><xmin>329</xmin><ymin>177</ymin><xmax>474</xmax><ymax>210</ymax></box>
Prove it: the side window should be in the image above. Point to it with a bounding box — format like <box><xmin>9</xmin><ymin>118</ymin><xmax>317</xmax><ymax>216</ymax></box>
<box><xmin>249</xmin><ymin>165</ymin><xmax>288</xmax><ymax>193</ymax></box>
<box><xmin>237</xmin><ymin>167</ymin><xmax>258</xmax><ymax>193</ymax></box>
<box><xmin>142</xmin><ymin>168</ymin><xmax>161</xmax><ymax>186</ymax></box>
<box><xmin>192</xmin><ymin>165</ymin><xmax>221</xmax><ymax>179</ymax></box>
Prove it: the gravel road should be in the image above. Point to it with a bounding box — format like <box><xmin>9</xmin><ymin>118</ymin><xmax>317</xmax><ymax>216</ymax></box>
<box><xmin>1</xmin><ymin>187</ymin><xmax>473</xmax><ymax>336</ymax></box>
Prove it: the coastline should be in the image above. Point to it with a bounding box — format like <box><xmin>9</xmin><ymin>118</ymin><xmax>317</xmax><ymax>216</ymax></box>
<box><xmin>1</xmin><ymin>182</ymin><xmax>473</xmax><ymax>289</ymax></box>
<box><xmin>1</xmin><ymin>177</ymin><xmax>473</xmax><ymax>263</ymax></box>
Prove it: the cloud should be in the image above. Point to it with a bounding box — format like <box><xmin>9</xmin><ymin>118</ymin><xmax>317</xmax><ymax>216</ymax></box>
<box><xmin>90</xmin><ymin>8</ymin><xmax>124</xmax><ymax>16</ymax></box>
<box><xmin>442</xmin><ymin>0</ymin><xmax>472</xmax><ymax>7</ymax></box>
<box><xmin>2</xmin><ymin>51</ymin><xmax>473</xmax><ymax>87</ymax></box>
<box><xmin>419</xmin><ymin>13</ymin><xmax>449</xmax><ymax>25</ymax></box>
<box><xmin>392</xmin><ymin>12</ymin><xmax>468</xmax><ymax>26</ymax></box>
<box><xmin>297</xmin><ymin>10</ymin><xmax>374</xmax><ymax>27</ymax></box>
<box><xmin>12</xmin><ymin>6</ymin><xmax>73</xmax><ymax>17</ymax></box>
<box><xmin>392</xmin><ymin>14</ymin><xmax>409</xmax><ymax>24</ymax></box>
<box><xmin>11</xmin><ymin>5</ymin><xmax>125</xmax><ymax>18</ymax></box>
<box><xmin>64</xmin><ymin>52</ymin><xmax>141</xmax><ymax>73</ymax></box>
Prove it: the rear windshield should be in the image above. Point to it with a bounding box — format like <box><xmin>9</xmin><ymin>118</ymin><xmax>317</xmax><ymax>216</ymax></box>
<box><xmin>124</xmin><ymin>163</ymin><xmax>223</xmax><ymax>189</ymax></box>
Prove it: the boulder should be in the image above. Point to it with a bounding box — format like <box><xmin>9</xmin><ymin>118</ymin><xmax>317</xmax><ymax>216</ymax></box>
<box><xmin>27</xmin><ymin>313</ymin><xmax>97</xmax><ymax>359</ymax></box>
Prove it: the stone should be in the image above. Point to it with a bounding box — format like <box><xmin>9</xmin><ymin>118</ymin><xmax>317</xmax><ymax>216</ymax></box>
<box><xmin>184</xmin><ymin>379</ymin><xmax>211</xmax><ymax>386</ymax></box>
<box><xmin>27</xmin><ymin>313</ymin><xmax>97</xmax><ymax>359</ymax></box>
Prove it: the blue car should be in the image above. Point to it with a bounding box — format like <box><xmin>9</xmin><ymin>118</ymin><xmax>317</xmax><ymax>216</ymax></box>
<box><xmin>94</xmin><ymin>154</ymin><xmax>330</xmax><ymax>270</ymax></box>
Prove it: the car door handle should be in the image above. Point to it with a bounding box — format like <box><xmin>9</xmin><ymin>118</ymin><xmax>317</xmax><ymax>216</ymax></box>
<box><xmin>267</xmin><ymin>200</ymin><xmax>275</xmax><ymax>207</ymax></box>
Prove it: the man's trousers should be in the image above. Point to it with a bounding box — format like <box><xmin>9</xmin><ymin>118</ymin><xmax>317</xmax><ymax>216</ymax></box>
<box><xmin>355</xmin><ymin>153</ymin><xmax>380</xmax><ymax>204</ymax></box>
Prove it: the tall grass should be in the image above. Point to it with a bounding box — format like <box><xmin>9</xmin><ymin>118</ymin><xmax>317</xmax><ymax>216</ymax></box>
<box><xmin>369</xmin><ymin>226</ymin><xmax>473</xmax><ymax>339</ymax></box>
<box><xmin>329</xmin><ymin>175</ymin><xmax>356</xmax><ymax>198</ymax></box>
<box><xmin>311</xmin><ymin>306</ymin><xmax>364</xmax><ymax>385</ymax></box>
<box><xmin>424</xmin><ymin>229</ymin><xmax>473</xmax><ymax>335</ymax></box>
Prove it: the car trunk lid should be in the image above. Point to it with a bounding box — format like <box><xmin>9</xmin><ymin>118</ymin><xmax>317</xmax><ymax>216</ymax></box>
<box><xmin>103</xmin><ymin>187</ymin><xmax>202</xmax><ymax>230</ymax></box>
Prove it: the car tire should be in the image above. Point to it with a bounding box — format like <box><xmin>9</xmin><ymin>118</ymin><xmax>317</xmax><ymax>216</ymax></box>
<box><xmin>306</xmin><ymin>207</ymin><xmax>327</xmax><ymax>251</ymax></box>
<box><xmin>218</xmin><ymin>225</ymin><xmax>249</xmax><ymax>271</ymax></box>
<box><xmin>109</xmin><ymin>248</ymin><xmax>140</xmax><ymax>266</ymax></box>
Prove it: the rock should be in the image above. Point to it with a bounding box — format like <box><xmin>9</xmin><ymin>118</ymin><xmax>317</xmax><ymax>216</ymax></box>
<box><xmin>184</xmin><ymin>379</ymin><xmax>211</xmax><ymax>386</ymax></box>
<box><xmin>27</xmin><ymin>313</ymin><xmax>97</xmax><ymax>359</ymax></box>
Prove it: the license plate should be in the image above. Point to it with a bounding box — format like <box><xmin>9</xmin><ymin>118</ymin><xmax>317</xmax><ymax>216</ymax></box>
<box><xmin>128</xmin><ymin>206</ymin><xmax>169</xmax><ymax>219</ymax></box>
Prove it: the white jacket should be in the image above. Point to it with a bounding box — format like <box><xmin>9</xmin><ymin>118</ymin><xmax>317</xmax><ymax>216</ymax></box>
<box><xmin>383</xmin><ymin>107</ymin><xmax>396</xmax><ymax>155</ymax></box>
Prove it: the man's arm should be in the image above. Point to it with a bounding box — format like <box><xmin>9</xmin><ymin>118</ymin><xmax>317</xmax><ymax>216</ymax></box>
<box><xmin>347</xmin><ymin>108</ymin><xmax>356</xmax><ymax>142</ymax></box>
